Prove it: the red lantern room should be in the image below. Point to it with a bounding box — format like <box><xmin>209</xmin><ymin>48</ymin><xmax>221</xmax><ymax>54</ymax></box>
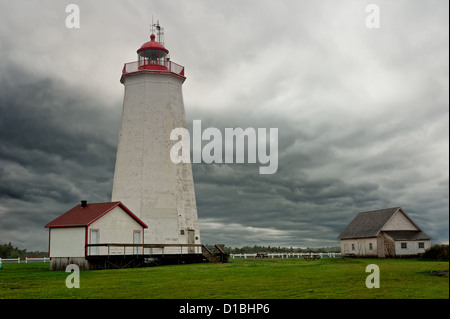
<box><xmin>137</xmin><ymin>34</ymin><xmax>169</xmax><ymax>70</ymax></box>
<box><xmin>120</xmin><ymin>25</ymin><xmax>185</xmax><ymax>83</ymax></box>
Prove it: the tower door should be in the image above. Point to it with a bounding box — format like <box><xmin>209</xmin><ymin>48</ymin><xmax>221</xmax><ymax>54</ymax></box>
<box><xmin>187</xmin><ymin>230</ymin><xmax>195</xmax><ymax>254</ymax></box>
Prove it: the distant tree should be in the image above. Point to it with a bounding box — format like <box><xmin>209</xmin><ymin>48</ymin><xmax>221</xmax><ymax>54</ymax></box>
<box><xmin>0</xmin><ymin>242</ymin><xmax>47</xmax><ymax>259</ymax></box>
<box><xmin>0</xmin><ymin>242</ymin><xmax>24</xmax><ymax>258</ymax></box>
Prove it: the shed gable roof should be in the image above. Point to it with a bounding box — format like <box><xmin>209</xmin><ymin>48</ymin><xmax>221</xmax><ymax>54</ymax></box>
<box><xmin>45</xmin><ymin>201</ymin><xmax>147</xmax><ymax>229</ymax></box>
<box><xmin>337</xmin><ymin>207</ymin><xmax>428</xmax><ymax>240</ymax></box>
<box><xmin>338</xmin><ymin>207</ymin><xmax>400</xmax><ymax>239</ymax></box>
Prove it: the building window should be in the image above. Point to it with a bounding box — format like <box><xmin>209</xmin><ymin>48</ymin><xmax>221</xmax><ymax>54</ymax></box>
<box><xmin>401</xmin><ymin>242</ymin><xmax>407</xmax><ymax>249</ymax></box>
<box><xmin>180</xmin><ymin>230</ymin><xmax>185</xmax><ymax>235</ymax></box>
<box><xmin>418</xmin><ymin>242</ymin><xmax>424</xmax><ymax>249</ymax></box>
<box><xmin>352</xmin><ymin>244</ymin><xmax>355</xmax><ymax>250</ymax></box>
<box><xmin>369</xmin><ymin>243</ymin><xmax>373</xmax><ymax>250</ymax></box>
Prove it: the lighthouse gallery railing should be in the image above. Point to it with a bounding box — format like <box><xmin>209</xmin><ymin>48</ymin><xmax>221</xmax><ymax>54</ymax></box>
<box><xmin>122</xmin><ymin>60</ymin><xmax>185</xmax><ymax>77</ymax></box>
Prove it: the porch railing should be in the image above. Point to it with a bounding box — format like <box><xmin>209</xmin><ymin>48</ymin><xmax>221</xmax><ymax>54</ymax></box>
<box><xmin>85</xmin><ymin>243</ymin><xmax>202</xmax><ymax>257</ymax></box>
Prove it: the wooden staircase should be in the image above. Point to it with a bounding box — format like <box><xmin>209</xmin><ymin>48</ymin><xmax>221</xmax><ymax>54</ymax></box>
<box><xmin>202</xmin><ymin>244</ymin><xmax>230</xmax><ymax>263</ymax></box>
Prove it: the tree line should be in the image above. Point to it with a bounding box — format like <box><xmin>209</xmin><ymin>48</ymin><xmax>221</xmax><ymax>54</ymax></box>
<box><xmin>0</xmin><ymin>242</ymin><xmax>47</xmax><ymax>259</ymax></box>
<box><xmin>206</xmin><ymin>244</ymin><xmax>341</xmax><ymax>254</ymax></box>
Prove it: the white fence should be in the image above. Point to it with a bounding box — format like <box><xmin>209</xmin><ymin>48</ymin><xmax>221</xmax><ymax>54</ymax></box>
<box><xmin>230</xmin><ymin>252</ymin><xmax>341</xmax><ymax>259</ymax></box>
<box><xmin>0</xmin><ymin>257</ymin><xmax>50</xmax><ymax>263</ymax></box>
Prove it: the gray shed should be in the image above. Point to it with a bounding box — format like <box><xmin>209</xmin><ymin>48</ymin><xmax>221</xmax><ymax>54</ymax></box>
<box><xmin>338</xmin><ymin>207</ymin><xmax>431</xmax><ymax>258</ymax></box>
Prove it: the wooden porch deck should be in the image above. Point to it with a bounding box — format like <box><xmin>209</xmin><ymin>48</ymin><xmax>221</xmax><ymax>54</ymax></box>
<box><xmin>83</xmin><ymin>243</ymin><xmax>228</xmax><ymax>269</ymax></box>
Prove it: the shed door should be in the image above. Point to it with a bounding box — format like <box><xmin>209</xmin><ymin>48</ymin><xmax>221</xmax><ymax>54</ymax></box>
<box><xmin>187</xmin><ymin>230</ymin><xmax>195</xmax><ymax>253</ymax></box>
<box><xmin>90</xmin><ymin>229</ymin><xmax>99</xmax><ymax>255</ymax></box>
<box><xmin>357</xmin><ymin>241</ymin><xmax>365</xmax><ymax>256</ymax></box>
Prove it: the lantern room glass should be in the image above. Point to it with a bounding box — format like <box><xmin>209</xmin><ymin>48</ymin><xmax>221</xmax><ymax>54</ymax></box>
<box><xmin>138</xmin><ymin>49</ymin><xmax>168</xmax><ymax>69</ymax></box>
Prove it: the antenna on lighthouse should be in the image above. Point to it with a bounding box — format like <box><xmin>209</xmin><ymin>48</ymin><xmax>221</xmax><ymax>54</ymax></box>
<box><xmin>154</xmin><ymin>20</ymin><xmax>165</xmax><ymax>46</ymax></box>
<box><xmin>151</xmin><ymin>15</ymin><xmax>154</xmax><ymax>34</ymax></box>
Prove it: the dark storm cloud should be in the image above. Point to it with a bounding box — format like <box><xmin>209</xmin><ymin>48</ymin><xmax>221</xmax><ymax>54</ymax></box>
<box><xmin>0</xmin><ymin>64</ymin><xmax>121</xmax><ymax>249</ymax></box>
<box><xmin>187</xmin><ymin>115</ymin><xmax>381</xmax><ymax>247</ymax></box>
<box><xmin>187</xmin><ymin>89</ymin><xmax>448</xmax><ymax>247</ymax></box>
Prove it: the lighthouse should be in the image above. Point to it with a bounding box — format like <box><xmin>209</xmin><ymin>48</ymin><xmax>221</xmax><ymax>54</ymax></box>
<box><xmin>111</xmin><ymin>26</ymin><xmax>201</xmax><ymax>251</ymax></box>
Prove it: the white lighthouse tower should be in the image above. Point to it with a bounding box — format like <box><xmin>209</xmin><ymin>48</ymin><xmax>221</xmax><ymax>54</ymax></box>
<box><xmin>111</xmin><ymin>26</ymin><xmax>201</xmax><ymax>251</ymax></box>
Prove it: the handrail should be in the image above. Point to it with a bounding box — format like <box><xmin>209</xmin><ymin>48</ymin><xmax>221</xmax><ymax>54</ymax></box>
<box><xmin>214</xmin><ymin>244</ymin><xmax>225</xmax><ymax>255</ymax></box>
<box><xmin>201</xmin><ymin>244</ymin><xmax>213</xmax><ymax>255</ymax></box>
<box><xmin>121</xmin><ymin>60</ymin><xmax>185</xmax><ymax>78</ymax></box>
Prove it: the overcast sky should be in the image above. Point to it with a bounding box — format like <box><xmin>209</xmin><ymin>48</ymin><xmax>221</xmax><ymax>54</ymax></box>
<box><xmin>0</xmin><ymin>0</ymin><xmax>448</xmax><ymax>251</ymax></box>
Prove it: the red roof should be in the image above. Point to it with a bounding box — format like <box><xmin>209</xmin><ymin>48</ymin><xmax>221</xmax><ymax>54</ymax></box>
<box><xmin>45</xmin><ymin>201</ymin><xmax>148</xmax><ymax>229</ymax></box>
<box><xmin>137</xmin><ymin>34</ymin><xmax>169</xmax><ymax>54</ymax></box>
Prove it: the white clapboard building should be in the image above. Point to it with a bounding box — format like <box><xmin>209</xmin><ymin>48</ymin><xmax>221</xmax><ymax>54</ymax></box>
<box><xmin>45</xmin><ymin>201</ymin><xmax>147</xmax><ymax>270</ymax></box>
<box><xmin>338</xmin><ymin>207</ymin><xmax>431</xmax><ymax>258</ymax></box>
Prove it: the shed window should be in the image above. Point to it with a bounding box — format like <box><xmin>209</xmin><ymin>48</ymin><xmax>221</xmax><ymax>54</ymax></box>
<box><xmin>401</xmin><ymin>242</ymin><xmax>407</xmax><ymax>249</ymax></box>
<box><xmin>369</xmin><ymin>243</ymin><xmax>373</xmax><ymax>250</ymax></box>
<box><xmin>418</xmin><ymin>242</ymin><xmax>424</xmax><ymax>249</ymax></box>
<box><xmin>352</xmin><ymin>244</ymin><xmax>355</xmax><ymax>250</ymax></box>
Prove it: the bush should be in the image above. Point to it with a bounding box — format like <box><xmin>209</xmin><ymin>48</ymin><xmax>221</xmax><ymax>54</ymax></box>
<box><xmin>419</xmin><ymin>244</ymin><xmax>449</xmax><ymax>261</ymax></box>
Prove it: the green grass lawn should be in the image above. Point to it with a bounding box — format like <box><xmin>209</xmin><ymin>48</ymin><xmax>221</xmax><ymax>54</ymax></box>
<box><xmin>0</xmin><ymin>258</ymin><xmax>448</xmax><ymax>299</ymax></box>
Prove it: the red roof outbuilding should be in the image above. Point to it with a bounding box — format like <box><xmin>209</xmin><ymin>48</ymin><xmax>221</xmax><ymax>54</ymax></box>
<box><xmin>45</xmin><ymin>201</ymin><xmax>148</xmax><ymax>229</ymax></box>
